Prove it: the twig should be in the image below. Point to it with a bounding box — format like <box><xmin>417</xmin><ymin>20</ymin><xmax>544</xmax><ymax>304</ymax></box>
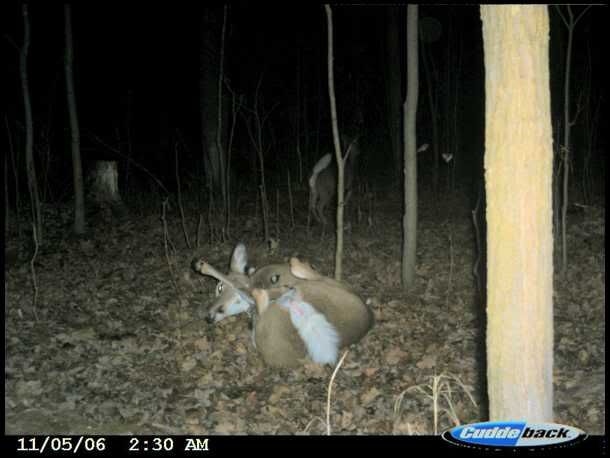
<box><xmin>30</xmin><ymin>222</ymin><xmax>39</xmax><ymax>322</ymax></box>
<box><xmin>287</xmin><ymin>170</ymin><xmax>295</xmax><ymax>229</ymax></box>
<box><xmin>6</xmin><ymin>115</ymin><xmax>21</xmax><ymax>236</ymax></box>
<box><xmin>161</xmin><ymin>198</ymin><xmax>181</xmax><ymax>297</ymax></box>
<box><xmin>471</xmin><ymin>206</ymin><xmax>482</xmax><ymax>299</ymax></box>
<box><xmin>402</xmin><ymin>373</ymin><xmax>477</xmax><ymax>434</ymax></box>
<box><xmin>150</xmin><ymin>423</ymin><xmax>182</xmax><ymax>435</ymax></box>
<box><xmin>174</xmin><ymin>140</ymin><xmax>191</xmax><ymax>249</ymax></box>
<box><xmin>303</xmin><ymin>416</ymin><xmax>326</xmax><ymax>434</ymax></box>
<box><xmin>445</xmin><ymin>232</ymin><xmax>454</xmax><ymax>308</ymax></box>
<box><xmin>196</xmin><ymin>212</ymin><xmax>204</xmax><ymax>248</ymax></box>
<box><xmin>275</xmin><ymin>187</ymin><xmax>280</xmax><ymax>240</ymax></box>
<box><xmin>325</xmin><ymin>349</ymin><xmax>349</xmax><ymax>435</ymax></box>
<box><xmin>342</xmin><ymin>135</ymin><xmax>359</xmax><ymax>165</ymax></box>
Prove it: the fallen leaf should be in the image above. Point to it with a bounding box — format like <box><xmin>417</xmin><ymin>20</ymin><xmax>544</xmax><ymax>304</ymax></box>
<box><xmin>194</xmin><ymin>337</ymin><xmax>210</xmax><ymax>351</ymax></box>
<box><xmin>363</xmin><ymin>367</ymin><xmax>379</xmax><ymax>377</ymax></box>
<box><xmin>416</xmin><ymin>354</ymin><xmax>436</xmax><ymax>369</ymax></box>
<box><xmin>361</xmin><ymin>387</ymin><xmax>381</xmax><ymax>405</ymax></box>
<box><xmin>180</xmin><ymin>357</ymin><xmax>197</xmax><ymax>372</ymax></box>
<box><xmin>269</xmin><ymin>385</ymin><xmax>291</xmax><ymax>403</ymax></box>
<box><xmin>385</xmin><ymin>347</ymin><xmax>407</xmax><ymax>365</ymax></box>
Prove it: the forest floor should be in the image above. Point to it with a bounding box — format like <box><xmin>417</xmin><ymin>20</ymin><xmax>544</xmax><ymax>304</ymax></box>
<box><xmin>5</xmin><ymin>188</ymin><xmax>605</xmax><ymax>436</ymax></box>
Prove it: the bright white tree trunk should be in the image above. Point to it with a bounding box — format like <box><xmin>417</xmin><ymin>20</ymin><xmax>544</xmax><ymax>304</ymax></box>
<box><xmin>481</xmin><ymin>5</ymin><xmax>554</xmax><ymax>421</ymax></box>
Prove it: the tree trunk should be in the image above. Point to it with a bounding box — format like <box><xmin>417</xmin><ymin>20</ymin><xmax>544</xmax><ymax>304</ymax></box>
<box><xmin>217</xmin><ymin>5</ymin><xmax>229</xmax><ymax>235</ymax></box>
<box><xmin>64</xmin><ymin>4</ymin><xmax>86</xmax><ymax>234</ymax></box>
<box><xmin>324</xmin><ymin>5</ymin><xmax>344</xmax><ymax>282</ymax></box>
<box><xmin>20</xmin><ymin>4</ymin><xmax>42</xmax><ymax>244</ymax></box>
<box><xmin>401</xmin><ymin>5</ymin><xmax>418</xmax><ymax>289</ymax></box>
<box><xmin>296</xmin><ymin>49</ymin><xmax>303</xmax><ymax>184</ymax></box>
<box><xmin>555</xmin><ymin>5</ymin><xmax>592</xmax><ymax>275</ymax></box>
<box><xmin>4</xmin><ymin>153</ymin><xmax>8</xmax><ymax>235</ymax></box>
<box><xmin>200</xmin><ymin>7</ymin><xmax>227</xmax><ymax>198</ymax></box>
<box><xmin>481</xmin><ymin>5</ymin><xmax>554</xmax><ymax>421</ymax></box>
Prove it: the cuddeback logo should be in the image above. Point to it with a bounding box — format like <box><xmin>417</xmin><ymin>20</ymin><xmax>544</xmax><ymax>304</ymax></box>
<box><xmin>442</xmin><ymin>421</ymin><xmax>587</xmax><ymax>449</ymax></box>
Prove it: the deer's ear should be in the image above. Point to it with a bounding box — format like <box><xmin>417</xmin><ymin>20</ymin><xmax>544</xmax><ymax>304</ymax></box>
<box><xmin>230</xmin><ymin>243</ymin><xmax>248</xmax><ymax>274</ymax></box>
<box><xmin>290</xmin><ymin>257</ymin><xmax>322</xmax><ymax>280</ymax></box>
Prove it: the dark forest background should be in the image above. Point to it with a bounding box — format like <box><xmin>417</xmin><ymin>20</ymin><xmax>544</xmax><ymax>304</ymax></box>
<box><xmin>3</xmin><ymin>4</ymin><xmax>606</xmax><ymax>208</ymax></box>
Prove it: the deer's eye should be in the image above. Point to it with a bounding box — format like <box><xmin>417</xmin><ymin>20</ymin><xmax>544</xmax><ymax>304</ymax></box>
<box><xmin>216</xmin><ymin>283</ymin><xmax>224</xmax><ymax>295</ymax></box>
<box><xmin>270</xmin><ymin>274</ymin><xmax>280</xmax><ymax>284</ymax></box>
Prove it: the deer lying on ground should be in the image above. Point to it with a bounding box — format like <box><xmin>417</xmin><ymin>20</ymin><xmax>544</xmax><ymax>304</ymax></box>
<box><xmin>252</xmin><ymin>287</ymin><xmax>340</xmax><ymax>367</ymax></box>
<box><xmin>308</xmin><ymin>136</ymin><xmax>360</xmax><ymax>225</ymax></box>
<box><xmin>193</xmin><ymin>243</ymin><xmax>374</xmax><ymax>367</ymax></box>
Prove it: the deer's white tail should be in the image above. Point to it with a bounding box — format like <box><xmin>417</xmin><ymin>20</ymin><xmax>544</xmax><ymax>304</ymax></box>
<box><xmin>275</xmin><ymin>288</ymin><xmax>340</xmax><ymax>365</ymax></box>
<box><xmin>308</xmin><ymin>137</ymin><xmax>360</xmax><ymax>224</ymax></box>
<box><xmin>308</xmin><ymin>154</ymin><xmax>332</xmax><ymax>219</ymax></box>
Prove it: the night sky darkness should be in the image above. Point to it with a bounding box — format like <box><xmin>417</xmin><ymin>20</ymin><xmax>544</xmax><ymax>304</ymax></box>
<box><xmin>3</xmin><ymin>4</ymin><xmax>607</xmax><ymax>200</ymax></box>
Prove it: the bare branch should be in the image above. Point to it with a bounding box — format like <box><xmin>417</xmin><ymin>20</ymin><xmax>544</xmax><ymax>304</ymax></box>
<box><xmin>4</xmin><ymin>33</ymin><xmax>19</xmax><ymax>50</ymax></box>
<box><xmin>342</xmin><ymin>135</ymin><xmax>359</xmax><ymax>166</ymax></box>
<box><xmin>570</xmin><ymin>90</ymin><xmax>586</xmax><ymax>127</ymax></box>
<box><xmin>574</xmin><ymin>5</ymin><xmax>592</xmax><ymax>26</ymax></box>
<box><xmin>553</xmin><ymin>5</ymin><xmax>569</xmax><ymax>28</ymax></box>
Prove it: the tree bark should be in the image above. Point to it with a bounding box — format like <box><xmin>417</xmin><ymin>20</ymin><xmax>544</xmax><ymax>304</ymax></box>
<box><xmin>401</xmin><ymin>5</ymin><xmax>418</xmax><ymax>289</ymax></box>
<box><xmin>217</xmin><ymin>5</ymin><xmax>228</xmax><ymax>216</ymax></box>
<box><xmin>481</xmin><ymin>5</ymin><xmax>554</xmax><ymax>421</ymax></box>
<box><xmin>21</xmin><ymin>3</ymin><xmax>42</xmax><ymax>244</ymax></box>
<box><xmin>200</xmin><ymin>7</ymin><xmax>227</xmax><ymax>197</ymax></box>
<box><xmin>64</xmin><ymin>4</ymin><xmax>86</xmax><ymax>234</ymax></box>
<box><xmin>324</xmin><ymin>5</ymin><xmax>344</xmax><ymax>282</ymax></box>
<box><xmin>4</xmin><ymin>153</ymin><xmax>8</xmax><ymax>235</ymax></box>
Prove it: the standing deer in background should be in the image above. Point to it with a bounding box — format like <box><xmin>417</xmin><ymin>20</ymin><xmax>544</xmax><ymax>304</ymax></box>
<box><xmin>308</xmin><ymin>136</ymin><xmax>360</xmax><ymax>224</ymax></box>
<box><xmin>193</xmin><ymin>243</ymin><xmax>374</xmax><ymax>367</ymax></box>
